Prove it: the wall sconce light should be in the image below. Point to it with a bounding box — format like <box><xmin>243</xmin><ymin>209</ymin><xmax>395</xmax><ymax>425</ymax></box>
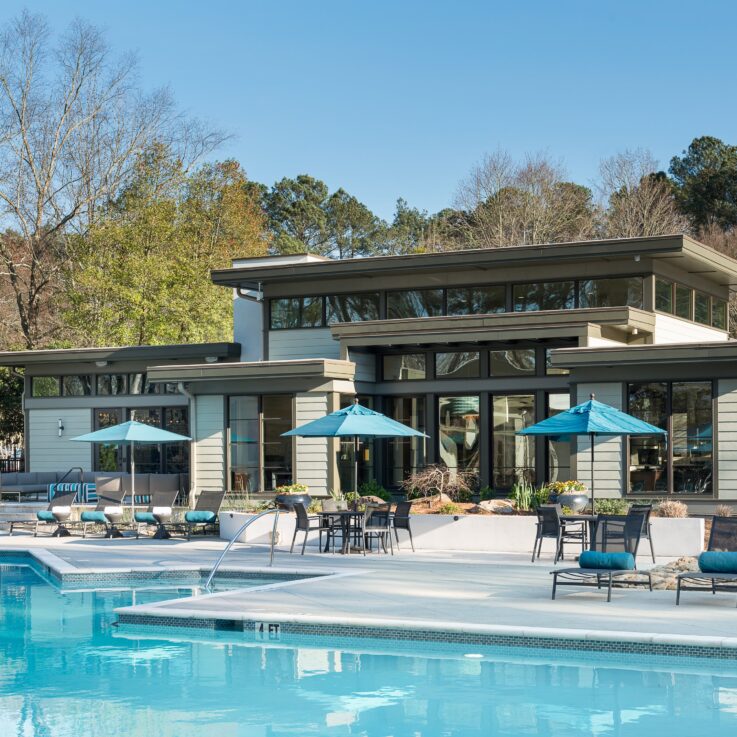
<box><xmin>95</xmin><ymin>360</ymin><xmax>109</xmax><ymax>367</ymax></box>
<box><xmin>58</xmin><ymin>419</ymin><xmax>64</xmax><ymax>437</ymax></box>
<box><xmin>204</xmin><ymin>356</ymin><xmax>218</xmax><ymax>363</ymax></box>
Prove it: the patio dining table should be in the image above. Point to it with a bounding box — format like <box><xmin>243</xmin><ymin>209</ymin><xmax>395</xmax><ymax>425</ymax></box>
<box><xmin>560</xmin><ymin>513</ymin><xmax>598</xmax><ymax>548</ymax></box>
<box><xmin>317</xmin><ymin>510</ymin><xmax>363</xmax><ymax>554</ymax></box>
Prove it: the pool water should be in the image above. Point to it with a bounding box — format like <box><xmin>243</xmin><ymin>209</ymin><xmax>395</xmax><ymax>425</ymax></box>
<box><xmin>2</xmin><ymin>564</ymin><xmax>737</xmax><ymax>736</ymax></box>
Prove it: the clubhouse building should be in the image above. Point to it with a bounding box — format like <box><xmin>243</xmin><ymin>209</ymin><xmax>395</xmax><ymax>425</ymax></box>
<box><xmin>3</xmin><ymin>234</ymin><xmax>737</xmax><ymax>511</ymax></box>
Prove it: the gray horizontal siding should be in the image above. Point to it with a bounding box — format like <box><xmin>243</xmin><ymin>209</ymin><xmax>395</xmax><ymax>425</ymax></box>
<box><xmin>268</xmin><ymin>329</ymin><xmax>340</xmax><ymax>360</ymax></box>
<box><xmin>29</xmin><ymin>409</ymin><xmax>92</xmax><ymax>472</ymax></box>
<box><xmin>194</xmin><ymin>395</ymin><xmax>225</xmax><ymax>491</ymax></box>
<box><xmin>718</xmin><ymin>379</ymin><xmax>737</xmax><ymax>500</ymax></box>
<box><xmin>294</xmin><ymin>393</ymin><xmax>329</xmax><ymax>495</ymax></box>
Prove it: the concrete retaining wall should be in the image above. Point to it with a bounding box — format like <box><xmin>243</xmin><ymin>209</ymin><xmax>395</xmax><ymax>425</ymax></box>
<box><xmin>219</xmin><ymin>512</ymin><xmax>704</xmax><ymax>558</ymax></box>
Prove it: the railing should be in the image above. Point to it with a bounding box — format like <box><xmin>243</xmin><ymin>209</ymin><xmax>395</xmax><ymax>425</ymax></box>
<box><xmin>57</xmin><ymin>466</ymin><xmax>84</xmax><ymax>484</ymax></box>
<box><xmin>204</xmin><ymin>507</ymin><xmax>280</xmax><ymax>589</ymax></box>
<box><xmin>0</xmin><ymin>458</ymin><xmax>24</xmax><ymax>473</ymax></box>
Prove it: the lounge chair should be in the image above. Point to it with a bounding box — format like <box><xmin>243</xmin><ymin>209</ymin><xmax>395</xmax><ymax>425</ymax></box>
<box><xmin>290</xmin><ymin>501</ymin><xmax>332</xmax><ymax>555</ymax></box>
<box><xmin>392</xmin><ymin>501</ymin><xmax>415</xmax><ymax>552</ymax></box>
<box><xmin>6</xmin><ymin>489</ymin><xmax>79</xmax><ymax>537</ymax></box>
<box><xmin>183</xmin><ymin>489</ymin><xmax>226</xmax><ymax>540</ymax></box>
<box><xmin>80</xmin><ymin>476</ymin><xmax>128</xmax><ymax>538</ymax></box>
<box><xmin>532</xmin><ymin>504</ymin><xmax>586</xmax><ymax>562</ymax></box>
<box><xmin>360</xmin><ymin>503</ymin><xmax>394</xmax><ymax>555</ymax></box>
<box><xmin>551</xmin><ymin>510</ymin><xmax>652</xmax><ymax>602</ymax></box>
<box><xmin>134</xmin><ymin>477</ymin><xmax>180</xmax><ymax>539</ymax></box>
<box><xmin>676</xmin><ymin>516</ymin><xmax>737</xmax><ymax>605</ymax></box>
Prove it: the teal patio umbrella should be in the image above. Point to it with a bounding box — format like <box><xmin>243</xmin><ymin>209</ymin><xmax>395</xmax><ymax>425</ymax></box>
<box><xmin>517</xmin><ymin>395</ymin><xmax>666</xmax><ymax>513</ymax></box>
<box><xmin>72</xmin><ymin>420</ymin><xmax>191</xmax><ymax>517</ymax></box>
<box><xmin>282</xmin><ymin>399</ymin><xmax>427</xmax><ymax>493</ymax></box>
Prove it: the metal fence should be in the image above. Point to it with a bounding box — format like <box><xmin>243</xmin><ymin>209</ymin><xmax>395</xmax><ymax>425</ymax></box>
<box><xmin>0</xmin><ymin>458</ymin><xmax>24</xmax><ymax>473</ymax></box>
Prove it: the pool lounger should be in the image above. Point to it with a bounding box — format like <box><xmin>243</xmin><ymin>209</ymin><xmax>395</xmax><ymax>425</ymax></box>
<box><xmin>552</xmin><ymin>567</ymin><xmax>653</xmax><ymax>602</ymax></box>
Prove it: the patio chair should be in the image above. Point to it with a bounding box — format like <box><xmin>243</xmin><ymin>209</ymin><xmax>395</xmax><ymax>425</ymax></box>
<box><xmin>6</xmin><ymin>489</ymin><xmax>79</xmax><ymax>537</ymax></box>
<box><xmin>676</xmin><ymin>516</ymin><xmax>737</xmax><ymax>605</ymax></box>
<box><xmin>134</xmin><ymin>483</ymin><xmax>180</xmax><ymax>539</ymax></box>
<box><xmin>80</xmin><ymin>477</ymin><xmax>128</xmax><ymax>538</ymax></box>
<box><xmin>320</xmin><ymin>499</ymin><xmax>346</xmax><ymax>553</ymax></box>
<box><xmin>551</xmin><ymin>512</ymin><xmax>652</xmax><ymax>602</ymax></box>
<box><xmin>630</xmin><ymin>503</ymin><xmax>656</xmax><ymax>562</ymax></box>
<box><xmin>360</xmin><ymin>503</ymin><xmax>394</xmax><ymax>556</ymax></box>
<box><xmin>290</xmin><ymin>501</ymin><xmax>333</xmax><ymax>555</ymax></box>
<box><xmin>392</xmin><ymin>501</ymin><xmax>415</xmax><ymax>552</ymax></box>
<box><xmin>532</xmin><ymin>504</ymin><xmax>586</xmax><ymax>563</ymax></box>
<box><xmin>183</xmin><ymin>489</ymin><xmax>226</xmax><ymax>540</ymax></box>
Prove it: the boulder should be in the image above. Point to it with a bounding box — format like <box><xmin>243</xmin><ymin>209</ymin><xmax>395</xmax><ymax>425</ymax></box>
<box><xmin>479</xmin><ymin>499</ymin><xmax>516</xmax><ymax>514</ymax></box>
<box><xmin>618</xmin><ymin>556</ymin><xmax>698</xmax><ymax>590</ymax></box>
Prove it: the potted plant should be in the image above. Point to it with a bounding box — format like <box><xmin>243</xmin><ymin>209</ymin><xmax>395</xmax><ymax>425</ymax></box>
<box><xmin>274</xmin><ymin>483</ymin><xmax>311</xmax><ymax>510</ymax></box>
<box><xmin>546</xmin><ymin>480</ymin><xmax>588</xmax><ymax>512</ymax></box>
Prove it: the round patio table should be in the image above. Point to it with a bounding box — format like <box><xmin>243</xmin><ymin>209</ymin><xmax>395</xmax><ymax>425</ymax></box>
<box><xmin>560</xmin><ymin>513</ymin><xmax>598</xmax><ymax>549</ymax></box>
<box><xmin>317</xmin><ymin>510</ymin><xmax>363</xmax><ymax>554</ymax></box>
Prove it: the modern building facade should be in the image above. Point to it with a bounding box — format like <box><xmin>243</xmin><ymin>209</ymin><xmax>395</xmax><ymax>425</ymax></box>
<box><xmin>3</xmin><ymin>234</ymin><xmax>737</xmax><ymax>510</ymax></box>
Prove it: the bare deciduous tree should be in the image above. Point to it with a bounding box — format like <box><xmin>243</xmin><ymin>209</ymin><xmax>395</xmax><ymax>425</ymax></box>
<box><xmin>0</xmin><ymin>12</ymin><xmax>224</xmax><ymax>348</ymax></box>
<box><xmin>599</xmin><ymin>149</ymin><xmax>689</xmax><ymax>239</ymax></box>
<box><xmin>454</xmin><ymin>150</ymin><xmax>597</xmax><ymax>249</ymax></box>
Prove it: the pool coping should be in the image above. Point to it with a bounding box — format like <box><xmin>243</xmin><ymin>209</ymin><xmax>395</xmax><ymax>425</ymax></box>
<box><xmin>6</xmin><ymin>545</ymin><xmax>737</xmax><ymax>660</ymax></box>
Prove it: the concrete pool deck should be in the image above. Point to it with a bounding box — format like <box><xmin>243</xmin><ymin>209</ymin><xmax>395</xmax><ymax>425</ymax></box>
<box><xmin>1</xmin><ymin>533</ymin><xmax>736</xmax><ymax>649</ymax></box>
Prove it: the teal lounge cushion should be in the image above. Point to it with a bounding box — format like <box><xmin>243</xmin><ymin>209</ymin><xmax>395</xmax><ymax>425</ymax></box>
<box><xmin>185</xmin><ymin>510</ymin><xmax>216</xmax><ymax>524</ymax></box>
<box><xmin>36</xmin><ymin>510</ymin><xmax>56</xmax><ymax>522</ymax></box>
<box><xmin>135</xmin><ymin>512</ymin><xmax>157</xmax><ymax>524</ymax></box>
<box><xmin>698</xmin><ymin>551</ymin><xmax>737</xmax><ymax>573</ymax></box>
<box><xmin>579</xmin><ymin>551</ymin><xmax>635</xmax><ymax>570</ymax></box>
<box><xmin>81</xmin><ymin>511</ymin><xmax>109</xmax><ymax>524</ymax></box>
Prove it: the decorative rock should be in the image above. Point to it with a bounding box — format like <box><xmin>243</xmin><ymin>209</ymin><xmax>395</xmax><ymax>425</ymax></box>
<box><xmin>618</xmin><ymin>556</ymin><xmax>699</xmax><ymax>590</ymax></box>
<box><xmin>479</xmin><ymin>499</ymin><xmax>516</xmax><ymax>514</ymax></box>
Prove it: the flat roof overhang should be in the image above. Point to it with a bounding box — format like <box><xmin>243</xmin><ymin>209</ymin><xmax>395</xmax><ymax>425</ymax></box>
<box><xmin>146</xmin><ymin>358</ymin><xmax>355</xmax><ymax>383</ymax></box>
<box><xmin>0</xmin><ymin>342</ymin><xmax>241</xmax><ymax>367</ymax></box>
<box><xmin>551</xmin><ymin>341</ymin><xmax>737</xmax><ymax>368</ymax></box>
<box><xmin>212</xmin><ymin>235</ymin><xmax>737</xmax><ymax>290</ymax></box>
<box><xmin>329</xmin><ymin>307</ymin><xmax>655</xmax><ymax>349</ymax></box>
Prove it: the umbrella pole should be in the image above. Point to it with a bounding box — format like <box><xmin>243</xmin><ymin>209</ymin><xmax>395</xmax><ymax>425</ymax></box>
<box><xmin>354</xmin><ymin>436</ymin><xmax>359</xmax><ymax>495</ymax></box>
<box><xmin>590</xmin><ymin>432</ymin><xmax>595</xmax><ymax>515</ymax></box>
<box><xmin>131</xmin><ymin>441</ymin><xmax>136</xmax><ymax>523</ymax></box>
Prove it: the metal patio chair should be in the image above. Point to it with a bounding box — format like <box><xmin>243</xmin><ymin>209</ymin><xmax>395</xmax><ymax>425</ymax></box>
<box><xmin>392</xmin><ymin>501</ymin><xmax>415</xmax><ymax>552</ymax></box>
<box><xmin>290</xmin><ymin>501</ymin><xmax>332</xmax><ymax>555</ymax></box>
<box><xmin>532</xmin><ymin>504</ymin><xmax>586</xmax><ymax>563</ymax></box>
<box><xmin>360</xmin><ymin>503</ymin><xmax>394</xmax><ymax>556</ymax></box>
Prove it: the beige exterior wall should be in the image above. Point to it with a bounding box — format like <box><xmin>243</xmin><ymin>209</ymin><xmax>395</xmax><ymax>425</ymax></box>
<box><xmin>653</xmin><ymin>314</ymin><xmax>727</xmax><ymax>344</ymax></box>
<box><xmin>574</xmin><ymin>383</ymin><xmax>624</xmax><ymax>499</ymax></box>
<box><xmin>268</xmin><ymin>328</ymin><xmax>340</xmax><ymax>360</ymax></box>
<box><xmin>717</xmin><ymin>379</ymin><xmax>737</xmax><ymax>500</ymax></box>
<box><xmin>193</xmin><ymin>395</ymin><xmax>225</xmax><ymax>493</ymax></box>
<box><xmin>294</xmin><ymin>392</ymin><xmax>330</xmax><ymax>495</ymax></box>
<box><xmin>29</xmin><ymin>409</ymin><xmax>92</xmax><ymax>472</ymax></box>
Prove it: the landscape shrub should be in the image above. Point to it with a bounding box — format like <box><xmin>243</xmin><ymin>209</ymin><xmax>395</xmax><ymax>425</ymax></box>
<box><xmin>593</xmin><ymin>498</ymin><xmax>630</xmax><ymax>515</ymax></box>
<box><xmin>654</xmin><ymin>500</ymin><xmax>689</xmax><ymax>518</ymax></box>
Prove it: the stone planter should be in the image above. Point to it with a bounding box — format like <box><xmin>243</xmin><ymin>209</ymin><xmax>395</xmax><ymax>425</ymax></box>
<box><xmin>274</xmin><ymin>493</ymin><xmax>311</xmax><ymax>510</ymax></box>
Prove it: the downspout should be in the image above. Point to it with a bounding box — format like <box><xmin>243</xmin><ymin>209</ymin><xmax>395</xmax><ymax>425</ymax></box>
<box><xmin>11</xmin><ymin>369</ymin><xmax>27</xmax><ymax>470</ymax></box>
<box><xmin>178</xmin><ymin>382</ymin><xmax>196</xmax><ymax>507</ymax></box>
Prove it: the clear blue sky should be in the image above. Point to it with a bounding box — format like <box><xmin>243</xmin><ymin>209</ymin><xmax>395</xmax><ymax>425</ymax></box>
<box><xmin>4</xmin><ymin>0</ymin><xmax>737</xmax><ymax>219</ymax></box>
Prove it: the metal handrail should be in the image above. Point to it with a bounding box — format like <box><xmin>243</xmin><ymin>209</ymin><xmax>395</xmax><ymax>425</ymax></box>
<box><xmin>58</xmin><ymin>466</ymin><xmax>84</xmax><ymax>484</ymax></box>
<box><xmin>204</xmin><ymin>507</ymin><xmax>280</xmax><ymax>589</ymax></box>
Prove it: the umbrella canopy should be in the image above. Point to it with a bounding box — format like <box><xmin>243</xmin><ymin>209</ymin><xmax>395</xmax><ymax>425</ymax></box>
<box><xmin>517</xmin><ymin>396</ymin><xmax>666</xmax><ymax>513</ymax></box>
<box><xmin>72</xmin><ymin>421</ymin><xmax>191</xmax><ymax>519</ymax></box>
<box><xmin>282</xmin><ymin>401</ymin><xmax>427</xmax><ymax>493</ymax></box>
<box><xmin>282</xmin><ymin>402</ymin><xmax>427</xmax><ymax>440</ymax></box>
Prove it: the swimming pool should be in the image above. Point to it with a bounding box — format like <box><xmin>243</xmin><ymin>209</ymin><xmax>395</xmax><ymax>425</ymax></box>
<box><xmin>2</xmin><ymin>562</ymin><xmax>737</xmax><ymax>736</ymax></box>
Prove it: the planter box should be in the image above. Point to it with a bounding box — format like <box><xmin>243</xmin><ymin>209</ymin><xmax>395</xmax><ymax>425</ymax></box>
<box><xmin>219</xmin><ymin>512</ymin><xmax>705</xmax><ymax>558</ymax></box>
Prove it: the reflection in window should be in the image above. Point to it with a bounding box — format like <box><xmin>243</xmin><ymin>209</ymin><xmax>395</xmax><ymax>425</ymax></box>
<box><xmin>435</xmin><ymin>352</ymin><xmax>480</xmax><ymax>379</ymax></box>
<box><xmin>675</xmin><ymin>284</ymin><xmax>692</xmax><ymax>320</ymax></box>
<box><xmin>383</xmin><ymin>354</ymin><xmax>426</xmax><ymax>381</ymax></box>
<box><xmin>628</xmin><ymin>383</ymin><xmax>668</xmax><ymax>493</ymax></box>
<box><xmin>438</xmin><ymin>396</ymin><xmax>479</xmax><ymax>474</ymax></box>
<box><xmin>386</xmin><ymin>397</ymin><xmax>425</xmax><ymax>488</ymax></box>
<box><xmin>62</xmin><ymin>375</ymin><xmax>92</xmax><ymax>396</ymax></box>
<box><xmin>31</xmin><ymin>376</ymin><xmax>60</xmax><ymax>397</ymax></box>
<box><xmin>655</xmin><ymin>278</ymin><xmax>673</xmax><ymax>313</ymax></box>
<box><xmin>545</xmin><ymin>349</ymin><xmax>569</xmax><ymax>376</ymax></box>
<box><xmin>547</xmin><ymin>393</ymin><xmax>571</xmax><ymax>482</ymax></box>
<box><xmin>95</xmin><ymin>408</ymin><xmax>123</xmax><ymax>472</ymax></box>
<box><xmin>489</xmin><ymin>349</ymin><xmax>535</xmax><ymax>376</ymax></box>
<box><xmin>130</xmin><ymin>408</ymin><xmax>162</xmax><ymax>473</ymax></box>
<box><xmin>513</xmin><ymin>281</ymin><xmax>575</xmax><ymax>312</ymax></box>
<box><xmin>492</xmin><ymin>394</ymin><xmax>535</xmax><ymax>489</ymax></box>
<box><xmin>387</xmin><ymin>289</ymin><xmax>444</xmax><ymax>319</ymax></box>
<box><xmin>129</xmin><ymin>373</ymin><xmax>157</xmax><ymax>395</ymax></box>
<box><xmin>447</xmin><ymin>286</ymin><xmax>505</xmax><ymax>316</ymax></box>
<box><xmin>229</xmin><ymin>396</ymin><xmax>260</xmax><ymax>492</ymax></box>
<box><xmin>578</xmin><ymin>277</ymin><xmax>643</xmax><ymax>308</ymax></box>
<box><xmin>326</xmin><ymin>293</ymin><xmax>380</xmax><ymax>323</ymax></box>
<box><xmin>270</xmin><ymin>297</ymin><xmax>324</xmax><ymax>329</ymax></box>
<box><xmin>694</xmin><ymin>292</ymin><xmax>710</xmax><ymax>325</ymax></box>
<box><xmin>262</xmin><ymin>396</ymin><xmax>294</xmax><ymax>491</ymax></box>
<box><xmin>164</xmin><ymin>407</ymin><xmax>189</xmax><ymax>473</ymax></box>
<box><xmin>712</xmin><ymin>299</ymin><xmax>727</xmax><ymax>330</ymax></box>
<box><xmin>672</xmin><ymin>382</ymin><xmax>712</xmax><ymax>494</ymax></box>
<box><xmin>96</xmin><ymin>374</ymin><xmax>127</xmax><ymax>395</ymax></box>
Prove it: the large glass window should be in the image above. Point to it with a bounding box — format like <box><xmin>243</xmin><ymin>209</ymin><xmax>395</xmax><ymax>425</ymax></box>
<box><xmin>628</xmin><ymin>382</ymin><xmax>668</xmax><ymax>493</ymax></box>
<box><xmin>229</xmin><ymin>396</ymin><xmax>260</xmax><ymax>492</ymax></box>
<box><xmin>96</xmin><ymin>374</ymin><xmax>127</xmax><ymax>395</ymax></box>
<box><xmin>489</xmin><ymin>349</ymin><xmax>535</xmax><ymax>376</ymax></box>
<box><xmin>578</xmin><ymin>277</ymin><xmax>643</xmax><ymax>308</ymax></box>
<box><xmin>129</xmin><ymin>373</ymin><xmax>158</xmax><ymax>395</ymax></box>
<box><xmin>675</xmin><ymin>284</ymin><xmax>693</xmax><ymax>320</ymax></box>
<box><xmin>545</xmin><ymin>349</ymin><xmax>569</xmax><ymax>376</ymax></box>
<box><xmin>655</xmin><ymin>278</ymin><xmax>673</xmax><ymax>313</ymax></box>
<box><xmin>435</xmin><ymin>352</ymin><xmax>480</xmax><ymax>379</ymax></box>
<box><xmin>383</xmin><ymin>354</ymin><xmax>426</xmax><ymax>381</ymax></box>
<box><xmin>338</xmin><ymin>395</ymin><xmax>374</xmax><ymax>491</ymax></box>
<box><xmin>547</xmin><ymin>394</ymin><xmax>571</xmax><ymax>482</ymax></box>
<box><xmin>447</xmin><ymin>286</ymin><xmax>505</xmax><ymax>316</ymax></box>
<box><xmin>326</xmin><ymin>293</ymin><xmax>380</xmax><ymax>323</ymax></box>
<box><xmin>712</xmin><ymin>299</ymin><xmax>727</xmax><ymax>330</ymax></box>
<box><xmin>270</xmin><ymin>297</ymin><xmax>324</xmax><ymax>329</ymax></box>
<box><xmin>130</xmin><ymin>408</ymin><xmax>162</xmax><ymax>473</ymax></box>
<box><xmin>262</xmin><ymin>396</ymin><xmax>293</xmax><ymax>490</ymax></box>
<box><xmin>62</xmin><ymin>375</ymin><xmax>92</xmax><ymax>396</ymax></box>
<box><xmin>492</xmin><ymin>394</ymin><xmax>535</xmax><ymax>489</ymax></box>
<box><xmin>94</xmin><ymin>408</ymin><xmax>124</xmax><ymax>472</ymax></box>
<box><xmin>386</xmin><ymin>397</ymin><xmax>425</xmax><ymax>488</ymax></box>
<box><xmin>513</xmin><ymin>281</ymin><xmax>575</xmax><ymax>312</ymax></box>
<box><xmin>31</xmin><ymin>376</ymin><xmax>60</xmax><ymax>397</ymax></box>
<box><xmin>164</xmin><ymin>407</ymin><xmax>189</xmax><ymax>473</ymax></box>
<box><xmin>694</xmin><ymin>291</ymin><xmax>710</xmax><ymax>326</ymax></box>
<box><xmin>438</xmin><ymin>396</ymin><xmax>479</xmax><ymax>474</ymax></box>
<box><xmin>672</xmin><ymin>382</ymin><xmax>712</xmax><ymax>494</ymax></box>
<box><xmin>387</xmin><ymin>289</ymin><xmax>444</xmax><ymax>319</ymax></box>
